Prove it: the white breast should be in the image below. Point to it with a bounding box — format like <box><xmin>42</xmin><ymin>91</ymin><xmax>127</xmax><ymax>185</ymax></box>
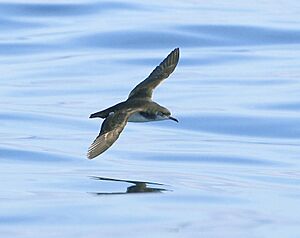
<box><xmin>128</xmin><ymin>112</ymin><xmax>152</xmax><ymax>122</ymax></box>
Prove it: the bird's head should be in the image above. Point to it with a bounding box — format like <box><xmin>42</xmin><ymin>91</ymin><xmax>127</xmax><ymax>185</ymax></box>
<box><xmin>156</xmin><ymin>107</ymin><xmax>178</xmax><ymax>123</ymax></box>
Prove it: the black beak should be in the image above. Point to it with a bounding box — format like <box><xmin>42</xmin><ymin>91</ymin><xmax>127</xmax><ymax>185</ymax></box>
<box><xmin>169</xmin><ymin>116</ymin><xmax>179</xmax><ymax>123</ymax></box>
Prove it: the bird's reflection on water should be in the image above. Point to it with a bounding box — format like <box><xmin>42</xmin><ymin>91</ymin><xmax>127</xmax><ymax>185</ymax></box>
<box><xmin>90</xmin><ymin>176</ymin><xmax>169</xmax><ymax>195</ymax></box>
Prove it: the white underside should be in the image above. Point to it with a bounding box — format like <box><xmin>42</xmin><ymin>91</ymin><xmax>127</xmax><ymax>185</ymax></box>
<box><xmin>128</xmin><ymin>112</ymin><xmax>152</xmax><ymax>122</ymax></box>
<box><xmin>128</xmin><ymin>112</ymin><xmax>166</xmax><ymax>123</ymax></box>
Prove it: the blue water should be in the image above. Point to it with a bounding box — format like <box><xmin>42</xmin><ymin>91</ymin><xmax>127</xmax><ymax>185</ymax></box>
<box><xmin>1</xmin><ymin>1</ymin><xmax>300</xmax><ymax>237</ymax></box>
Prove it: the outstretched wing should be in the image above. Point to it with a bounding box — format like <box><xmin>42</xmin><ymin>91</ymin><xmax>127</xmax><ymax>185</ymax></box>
<box><xmin>87</xmin><ymin>110</ymin><xmax>133</xmax><ymax>159</ymax></box>
<box><xmin>128</xmin><ymin>48</ymin><xmax>179</xmax><ymax>100</ymax></box>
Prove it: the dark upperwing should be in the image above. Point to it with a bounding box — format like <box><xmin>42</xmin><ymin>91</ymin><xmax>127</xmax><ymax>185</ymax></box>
<box><xmin>128</xmin><ymin>48</ymin><xmax>179</xmax><ymax>100</ymax></box>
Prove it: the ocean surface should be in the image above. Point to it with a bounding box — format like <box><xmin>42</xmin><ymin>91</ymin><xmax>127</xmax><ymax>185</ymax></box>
<box><xmin>1</xmin><ymin>0</ymin><xmax>300</xmax><ymax>237</ymax></box>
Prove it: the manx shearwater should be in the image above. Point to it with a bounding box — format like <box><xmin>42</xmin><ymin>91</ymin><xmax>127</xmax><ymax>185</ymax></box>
<box><xmin>88</xmin><ymin>48</ymin><xmax>180</xmax><ymax>159</ymax></box>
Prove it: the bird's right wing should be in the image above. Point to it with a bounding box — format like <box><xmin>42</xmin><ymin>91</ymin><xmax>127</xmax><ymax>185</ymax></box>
<box><xmin>128</xmin><ymin>48</ymin><xmax>179</xmax><ymax>100</ymax></box>
<box><xmin>87</xmin><ymin>109</ymin><xmax>137</xmax><ymax>159</ymax></box>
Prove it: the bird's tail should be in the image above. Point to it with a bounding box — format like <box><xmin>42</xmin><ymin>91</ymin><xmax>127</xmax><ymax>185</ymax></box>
<box><xmin>89</xmin><ymin>102</ymin><xmax>124</xmax><ymax>119</ymax></box>
<box><xmin>89</xmin><ymin>111</ymin><xmax>106</xmax><ymax>118</ymax></box>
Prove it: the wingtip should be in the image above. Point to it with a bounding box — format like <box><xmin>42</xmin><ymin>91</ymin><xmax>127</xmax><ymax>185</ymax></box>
<box><xmin>87</xmin><ymin>146</ymin><xmax>100</xmax><ymax>159</ymax></box>
<box><xmin>173</xmin><ymin>47</ymin><xmax>180</xmax><ymax>54</ymax></box>
<box><xmin>86</xmin><ymin>153</ymin><xmax>95</xmax><ymax>160</ymax></box>
<box><xmin>87</xmin><ymin>146</ymin><xmax>97</xmax><ymax>159</ymax></box>
<box><xmin>171</xmin><ymin>48</ymin><xmax>180</xmax><ymax>62</ymax></box>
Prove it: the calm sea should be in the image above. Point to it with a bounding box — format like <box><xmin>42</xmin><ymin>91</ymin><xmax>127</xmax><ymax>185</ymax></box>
<box><xmin>1</xmin><ymin>0</ymin><xmax>300</xmax><ymax>237</ymax></box>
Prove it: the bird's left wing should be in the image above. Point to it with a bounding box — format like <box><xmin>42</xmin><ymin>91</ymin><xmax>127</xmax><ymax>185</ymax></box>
<box><xmin>87</xmin><ymin>109</ymin><xmax>138</xmax><ymax>159</ymax></box>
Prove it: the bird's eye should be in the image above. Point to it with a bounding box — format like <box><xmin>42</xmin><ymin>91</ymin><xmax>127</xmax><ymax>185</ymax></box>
<box><xmin>158</xmin><ymin>112</ymin><xmax>163</xmax><ymax>116</ymax></box>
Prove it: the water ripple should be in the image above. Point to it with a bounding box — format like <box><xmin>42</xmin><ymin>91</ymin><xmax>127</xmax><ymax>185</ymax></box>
<box><xmin>179</xmin><ymin>114</ymin><xmax>300</xmax><ymax>139</ymax></box>
<box><xmin>0</xmin><ymin>146</ymin><xmax>73</xmax><ymax>163</ymax></box>
<box><xmin>139</xmin><ymin>153</ymin><xmax>284</xmax><ymax>167</ymax></box>
<box><xmin>0</xmin><ymin>17</ymin><xmax>43</xmax><ymax>30</ymax></box>
<box><xmin>0</xmin><ymin>2</ymin><xmax>141</xmax><ymax>17</ymax></box>
<box><xmin>74</xmin><ymin>30</ymin><xmax>203</xmax><ymax>49</ymax></box>
<box><xmin>258</xmin><ymin>102</ymin><xmax>300</xmax><ymax>111</ymax></box>
<box><xmin>75</xmin><ymin>25</ymin><xmax>300</xmax><ymax>50</ymax></box>
<box><xmin>178</xmin><ymin>24</ymin><xmax>300</xmax><ymax>46</ymax></box>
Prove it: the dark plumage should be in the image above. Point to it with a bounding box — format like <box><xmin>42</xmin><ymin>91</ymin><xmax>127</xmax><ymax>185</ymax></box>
<box><xmin>88</xmin><ymin>48</ymin><xmax>180</xmax><ymax>159</ymax></box>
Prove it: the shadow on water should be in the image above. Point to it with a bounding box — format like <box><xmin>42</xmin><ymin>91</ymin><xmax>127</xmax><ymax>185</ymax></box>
<box><xmin>89</xmin><ymin>176</ymin><xmax>169</xmax><ymax>195</ymax></box>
